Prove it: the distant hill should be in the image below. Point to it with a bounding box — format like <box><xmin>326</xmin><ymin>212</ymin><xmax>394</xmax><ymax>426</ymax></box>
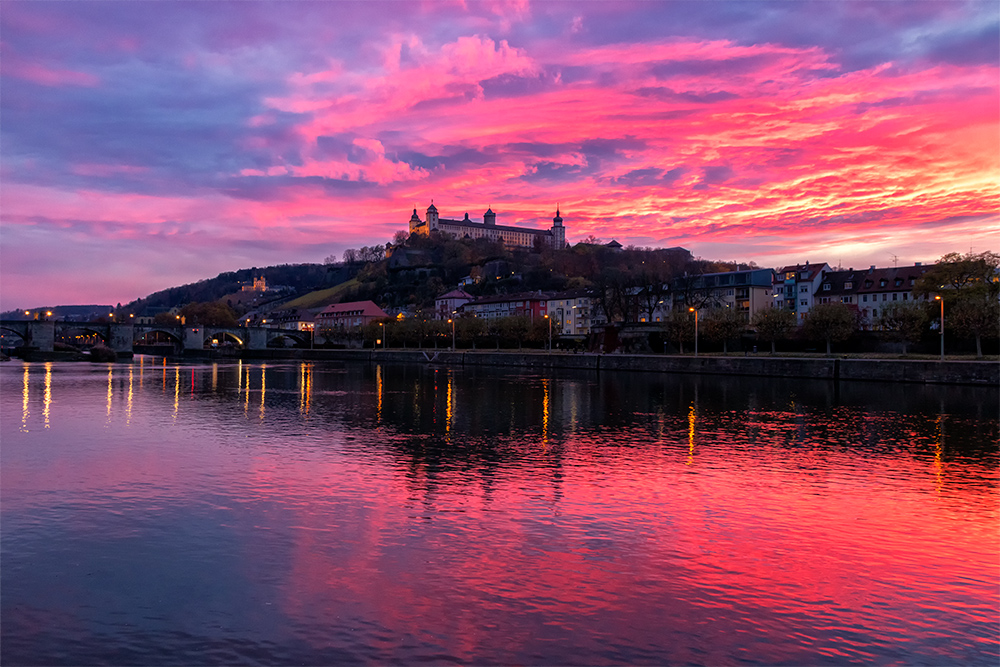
<box><xmin>1</xmin><ymin>304</ymin><xmax>114</xmax><ymax>321</ymax></box>
<box><xmin>124</xmin><ymin>263</ymin><xmax>356</xmax><ymax>314</ymax></box>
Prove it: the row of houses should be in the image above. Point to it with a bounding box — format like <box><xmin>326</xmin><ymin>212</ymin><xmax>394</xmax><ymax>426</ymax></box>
<box><xmin>254</xmin><ymin>260</ymin><xmax>939</xmax><ymax>338</ymax></box>
<box><xmin>432</xmin><ymin>261</ymin><xmax>939</xmax><ymax>335</ymax></box>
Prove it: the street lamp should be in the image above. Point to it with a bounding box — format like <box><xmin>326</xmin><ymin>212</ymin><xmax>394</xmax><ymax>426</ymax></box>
<box><xmin>544</xmin><ymin>314</ymin><xmax>552</xmax><ymax>350</ymax></box>
<box><xmin>380</xmin><ymin>321</ymin><xmax>385</xmax><ymax>350</ymax></box>
<box><xmin>689</xmin><ymin>307</ymin><xmax>699</xmax><ymax>357</ymax></box>
<box><xmin>448</xmin><ymin>318</ymin><xmax>455</xmax><ymax>351</ymax></box>
<box><xmin>935</xmin><ymin>295</ymin><xmax>944</xmax><ymax>360</ymax></box>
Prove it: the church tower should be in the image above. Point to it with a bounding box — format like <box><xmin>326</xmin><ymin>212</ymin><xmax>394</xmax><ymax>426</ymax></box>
<box><xmin>484</xmin><ymin>207</ymin><xmax>496</xmax><ymax>226</ymax></box>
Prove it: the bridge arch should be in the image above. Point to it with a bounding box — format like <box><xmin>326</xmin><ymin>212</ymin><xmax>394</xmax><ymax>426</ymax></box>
<box><xmin>204</xmin><ymin>330</ymin><xmax>245</xmax><ymax>348</ymax></box>
<box><xmin>57</xmin><ymin>326</ymin><xmax>110</xmax><ymax>346</ymax></box>
<box><xmin>0</xmin><ymin>325</ymin><xmax>29</xmax><ymax>347</ymax></box>
<box><xmin>266</xmin><ymin>330</ymin><xmax>310</xmax><ymax>348</ymax></box>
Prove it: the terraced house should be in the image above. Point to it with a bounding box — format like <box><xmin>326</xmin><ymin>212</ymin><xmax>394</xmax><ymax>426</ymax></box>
<box><xmin>814</xmin><ymin>264</ymin><xmax>934</xmax><ymax>327</ymax></box>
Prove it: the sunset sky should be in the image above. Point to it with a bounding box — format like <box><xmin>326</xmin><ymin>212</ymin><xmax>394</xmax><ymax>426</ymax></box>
<box><xmin>1</xmin><ymin>0</ymin><xmax>998</xmax><ymax>309</ymax></box>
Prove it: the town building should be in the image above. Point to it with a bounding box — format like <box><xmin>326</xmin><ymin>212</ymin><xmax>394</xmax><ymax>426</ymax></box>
<box><xmin>672</xmin><ymin>268</ymin><xmax>777</xmax><ymax>321</ymax></box>
<box><xmin>814</xmin><ymin>264</ymin><xmax>933</xmax><ymax>327</ymax></box>
<box><xmin>545</xmin><ymin>289</ymin><xmax>594</xmax><ymax>336</ymax></box>
<box><xmin>435</xmin><ymin>289</ymin><xmax>474</xmax><ymax>320</ymax></box>
<box><xmin>315</xmin><ymin>301</ymin><xmax>388</xmax><ymax>329</ymax></box>
<box><xmin>458</xmin><ymin>292</ymin><xmax>550</xmax><ymax>320</ymax></box>
<box><xmin>773</xmin><ymin>263</ymin><xmax>831</xmax><ymax>323</ymax></box>
<box><xmin>409</xmin><ymin>203</ymin><xmax>567</xmax><ymax>250</ymax></box>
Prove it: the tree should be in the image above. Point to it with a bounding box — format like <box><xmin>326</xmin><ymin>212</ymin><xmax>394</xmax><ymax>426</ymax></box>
<box><xmin>914</xmin><ymin>251</ymin><xmax>1000</xmax><ymax>299</ymax></box>
<box><xmin>948</xmin><ymin>296</ymin><xmax>999</xmax><ymax>358</ymax></box>
<box><xmin>751</xmin><ymin>307</ymin><xmax>796</xmax><ymax>354</ymax></box>
<box><xmin>665</xmin><ymin>310</ymin><xmax>695</xmax><ymax>354</ymax></box>
<box><xmin>877</xmin><ymin>302</ymin><xmax>928</xmax><ymax>355</ymax></box>
<box><xmin>178</xmin><ymin>302</ymin><xmax>238</xmax><ymax>327</ymax></box>
<box><xmin>914</xmin><ymin>251</ymin><xmax>999</xmax><ymax>358</ymax></box>
<box><xmin>803</xmin><ymin>302</ymin><xmax>857</xmax><ymax>354</ymax></box>
<box><xmin>153</xmin><ymin>312</ymin><xmax>181</xmax><ymax>325</ymax></box>
<box><xmin>703</xmin><ymin>307</ymin><xmax>746</xmax><ymax>353</ymax></box>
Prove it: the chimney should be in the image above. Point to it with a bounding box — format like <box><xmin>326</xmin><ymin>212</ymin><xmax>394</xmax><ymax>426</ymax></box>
<box><xmin>915</xmin><ymin>262</ymin><xmax>922</xmax><ymax>266</ymax></box>
<box><xmin>869</xmin><ymin>265</ymin><xmax>875</xmax><ymax>273</ymax></box>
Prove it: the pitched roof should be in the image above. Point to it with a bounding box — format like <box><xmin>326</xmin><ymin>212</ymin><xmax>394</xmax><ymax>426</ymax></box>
<box><xmin>318</xmin><ymin>300</ymin><xmax>388</xmax><ymax>317</ymax></box>
<box><xmin>819</xmin><ymin>265</ymin><xmax>931</xmax><ymax>296</ymax></box>
<box><xmin>436</xmin><ymin>289</ymin><xmax>473</xmax><ymax>300</ymax></box>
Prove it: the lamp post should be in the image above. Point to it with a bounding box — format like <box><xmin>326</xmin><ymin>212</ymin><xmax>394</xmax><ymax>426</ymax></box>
<box><xmin>448</xmin><ymin>318</ymin><xmax>455</xmax><ymax>351</ymax></box>
<box><xmin>689</xmin><ymin>307</ymin><xmax>699</xmax><ymax>357</ymax></box>
<box><xmin>935</xmin><ymin>295</ymin><xmax>944</xmax><ymax>360</ymax></box>
<box><xmin>380</xmin><ymin>321</ymin><xmax>385</xmax><ymax>350</ymax></box>
<box><xmin>544</xmin><ymin>314</ymin><xmax>552</xmax><ymax>350</ymax></box>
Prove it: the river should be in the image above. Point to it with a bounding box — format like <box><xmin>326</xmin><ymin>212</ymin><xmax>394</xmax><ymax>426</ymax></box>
<box><xmin>2</xmin><ymin>358</ymin><xmax>997</xmax><ymax>665</ymax></box>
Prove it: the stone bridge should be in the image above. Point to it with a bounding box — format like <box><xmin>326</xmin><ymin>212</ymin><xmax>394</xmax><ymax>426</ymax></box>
<box><xmin>0</xmin><ymin>320</ymin><xmax>305</xmax><ymax>356</ymax></box>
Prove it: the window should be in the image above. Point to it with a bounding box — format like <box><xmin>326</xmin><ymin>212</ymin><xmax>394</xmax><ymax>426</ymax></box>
<box><xmin>823</xmin><ymin>284</ymin><xmax>831</xmax><ymax>290</ymax></box>
<box><xmin>800</xmin><ymin>300</ymin><xmax>807</xmax><ymax>306</ymax></box>
<box><xmin>862</xmin><ymin>294</ymin><xmax>868</xmax><ymax>302</ymax></box>
<box><xmin>880</xmin><ymin>279</ymin><xmax>887</xmax><ymax>287</ymax></box>
<box><xmin>903</xmin><ymin>293</ymin><xmax>908</xmax><ymax>301</ymax></box>
<box><xmin>842</xmin><ymin>296</ymin><xmax>852</xmax><ymax>303</ymax></box>
<box><xmin>882</xmin><ymin>294</ymin><xmax>888</xmax><ymax>302</ymax></box>
<box><xmin>800</xmin><ymin>285</ymin><xmax>809</xmax><ymax>293</ymax></box>
<box><xmin>873</xmin><ymin>309</ymin><xmax>878</xmax><ymax>317</ymax></box>
<box><xmin>892</xmin><ymin>293</ymin><xmax>898</xmax><ymax>301</ymax></box>
<box><xmin>844</xmin><ymin>281</ymin><xmax>853</xmax><ymax>289</ymax></box>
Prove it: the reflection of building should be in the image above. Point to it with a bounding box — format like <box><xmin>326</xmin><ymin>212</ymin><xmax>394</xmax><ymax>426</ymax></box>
<box><xmin>316</xmin><ymin>301</ymin><xmax>388</xmax><ymax>329</ymax></box>
<box><xmin>409</xmin><ymin>203</ymin><xmax>567</xmax><ymax>250</ymax></box>
<box><xmin>241</xmin><ymin>276</ymin><xmax>267</xmax><ymax>292</ymax></box>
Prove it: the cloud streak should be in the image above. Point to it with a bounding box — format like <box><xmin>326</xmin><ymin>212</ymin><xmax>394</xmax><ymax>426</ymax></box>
<box><xmin>1</xmin><ymin>0</ymin><xmax>997</xmax><ymax>308</ymax></box>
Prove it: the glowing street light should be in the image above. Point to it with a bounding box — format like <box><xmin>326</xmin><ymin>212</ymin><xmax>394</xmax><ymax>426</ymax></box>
<box><xmin>448</xmin><ymin>318</ymin><xmax>455</xmax><ymax>351</ymax></box>
<box><xmin>935</xmin><ymin>295</ymin><xmax>944</xmax><ymax>360</ymax></box>
<box><xmin>379</xmin><ymin>321</ymin><xmax>385</xmax><ymax>350</ymax></box>
<box><xmin>544</xmin><ymin>314</ymin><xmax>552</xmax><ymax>350</ymax></box>
<box><xmin>689</xmin><ymin>307</ymin><xmax>699</xmax><ymax>357</ymax></box>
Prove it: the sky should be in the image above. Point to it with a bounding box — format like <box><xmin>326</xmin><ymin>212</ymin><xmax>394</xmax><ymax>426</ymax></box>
<box><xmin>1</xmin><ymin>0</ymin><xmax>998</xmax><ymax>309</ymax></box>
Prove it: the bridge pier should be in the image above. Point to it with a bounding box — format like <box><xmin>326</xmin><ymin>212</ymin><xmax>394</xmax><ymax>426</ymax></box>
<box><xmin>28</xmin><ymin>321</ymin><xmax>55</xmax><ymax>352</ymax></box>
<box><xmin>108</xmin><ymin>323</ymin><xmax>134</xmax><ymax>357</ymax></box>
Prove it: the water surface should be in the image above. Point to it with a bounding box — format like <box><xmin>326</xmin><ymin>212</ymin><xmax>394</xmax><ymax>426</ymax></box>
<box><xmin>2</xmin><ymin>359</ymin><xmax>997</xmax><ymax>665</ymax></box>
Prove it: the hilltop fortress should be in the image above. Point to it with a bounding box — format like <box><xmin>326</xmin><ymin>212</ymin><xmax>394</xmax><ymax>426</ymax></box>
<box><xmin>409</xmin><ymin>203</ymin><xmax>566</xmax><ymax>250</ymax></box>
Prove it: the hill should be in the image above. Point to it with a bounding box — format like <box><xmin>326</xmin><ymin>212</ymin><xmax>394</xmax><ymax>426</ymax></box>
<box><xmin>123</xmin><ymin>263</ymin><xmax>356</xmax><ymax>315</ymax></box>
<box><xmin>278</xmin><ymin>280</ymin><xmax>361</xmax><ymax>311</ymax></box>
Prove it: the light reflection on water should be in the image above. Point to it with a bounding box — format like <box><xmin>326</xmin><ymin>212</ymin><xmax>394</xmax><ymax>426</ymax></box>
<box><xmin>1</xmin><ymin>358</ymin><xmax>998</xmax><ymax>666</ymax></box>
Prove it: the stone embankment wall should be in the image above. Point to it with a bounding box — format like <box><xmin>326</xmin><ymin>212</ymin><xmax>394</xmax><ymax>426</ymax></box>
<box><xmin>236</xmin><ymin>349</ymin><xmax>999</xmax><ymax>386</ymax></box>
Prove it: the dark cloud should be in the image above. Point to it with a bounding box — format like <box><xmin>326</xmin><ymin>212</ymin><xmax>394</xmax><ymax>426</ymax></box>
<box><xmin>693</xmin><ymin>165</ymin><xmax>735</xmax><ymax>190</ymax></box>
<box><xmin>634</xmin><ymin>87</ymin><xmax>740</xmax><ymax>104</ymax></box>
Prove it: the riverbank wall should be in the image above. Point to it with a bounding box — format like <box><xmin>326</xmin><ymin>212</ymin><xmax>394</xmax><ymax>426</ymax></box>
<box><xmin>233</xmin><ymin>349</ymin><xmax>998</xmax><ymax>386</ymax></box>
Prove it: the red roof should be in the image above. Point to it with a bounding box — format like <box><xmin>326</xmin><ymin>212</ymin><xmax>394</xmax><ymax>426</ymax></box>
<box><xmin>318</xmin><ymin>300</ymin><xmax>387</xmax><ymax>318</ymax></box>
